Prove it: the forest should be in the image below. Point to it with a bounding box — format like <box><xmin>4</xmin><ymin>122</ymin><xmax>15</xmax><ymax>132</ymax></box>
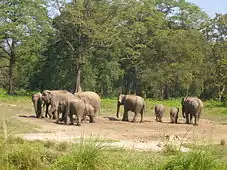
<box><xmin>0</xmin><ymin>0</ymin><xmax>226</xmax><ymax>100</ymax></box>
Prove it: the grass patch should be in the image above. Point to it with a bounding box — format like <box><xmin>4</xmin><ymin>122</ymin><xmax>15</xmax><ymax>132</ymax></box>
<box><xmin>160</xmin><ymin>147</ymin><xmax>225</xmax><ymax>170</ymax></box>
<box><xmin>48</xmin><ymin>139</ymin><xmax>107</xmax><ymax>170</ymax></box>
<box><xmin>0</xmin><ymin>135</ymin><xmax>226</xmax><ymax>170</ymax></box>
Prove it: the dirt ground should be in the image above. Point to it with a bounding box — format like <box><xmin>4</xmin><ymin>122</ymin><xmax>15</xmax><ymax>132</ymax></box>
<box><xmin>17</xmin><ymin>113</ymin><xmax>227</xmax><ymax>147</ymax></box>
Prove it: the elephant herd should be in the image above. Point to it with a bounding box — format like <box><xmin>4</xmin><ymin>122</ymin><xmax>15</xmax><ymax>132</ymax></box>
<box><xmin>116</xmin><ymin>94</ymin><xmax>203</xmax><ymax>126</ymax></box>
<box><xmin>32</xmin><ymin>90</ymin><xmax>203</xmax><ymax>126</ymax></box>
<box><xmin>32</xmin><ymin>90</ymin><xmax>101</xmax><ymax>126</ymax></box>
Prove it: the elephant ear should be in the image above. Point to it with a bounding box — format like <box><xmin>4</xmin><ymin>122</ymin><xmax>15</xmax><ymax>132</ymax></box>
<box><xmin>32</xmin><ymin>93</ymin><xmax>41</xmax><ymax>101</ymax></box>
<box><xmin>118</xmin><ymin>94</ymin><xmax>125</xmax><ymax>104</ymax></box>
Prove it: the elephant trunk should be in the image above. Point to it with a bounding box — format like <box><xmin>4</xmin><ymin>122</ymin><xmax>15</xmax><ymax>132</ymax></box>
<box><xmin>33</xmin><ymin>100</ymin><xmax>39</xmax><ymax>118</ymax></box>
<box><xmin>116</xmin><ymin>102</ymin><xmax>120</xmax><ymax>118</ymax></box>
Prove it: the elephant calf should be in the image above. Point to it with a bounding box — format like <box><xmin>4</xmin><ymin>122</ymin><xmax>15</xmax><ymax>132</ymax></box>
<box><xmin>81</xmin><ymin>103</ymin><xmax>96</xmax><ymax>123</ymax></box>
<box><xmin>69</xmin><ymin>99</ymin><xmax>95</xmax><ymax>126</ymax></box>
<box><xmin>154</xmin><ymin>104</ymin><xmax>165</xmax><ymax>122</ymax></box>
<box><xmin>170</xmin><ymin>107</ymin><xmax>179</xmax><ymax>123</ymax></box>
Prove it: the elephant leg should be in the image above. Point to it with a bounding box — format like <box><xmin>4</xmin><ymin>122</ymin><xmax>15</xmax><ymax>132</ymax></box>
<box><xmin>37</xmin><ymin>106</ymin><xmax>42</xmax><ymax>118</ymax></box>
<box><xmin>189</xmin><ymin>114</ymin><xmax>193</xmax><ymax>124</ymax></box>
<box><xmin>132</xmin><ymin>112</ymin><xmax>138</xmax><ymax>122</ymax></box>
<box><xmin>186</xmin><ymin>113</ymin><xmax>190</xmax><ymax>124</ymax></box>
<box><xmin>175</xmin><ymin>116</ymin><xmax>178</xmax><ymax>123</ymax></box>
<box><xmin>140</xmin><ymin>112</ymin><xmax>144</xmax><ymax>123</ymax></box>
<box><xmin>159</xmin><ymin>116</ymin><xmax>162</xmax><ymax>122</ymax></box>
<box><xmin>122</xmin><ymin>108</ymin><xmax>129</xmax><ymax>121</ymax></box>
<box><xmin>88</xmin><ymin>115</ymin><xmax>95</xmax><ymax>123</ymax></box>
<box><xmin>171</xmin><ymin>117</ymin><xmax>174</xmax><ymax>123</ymax></box>
<box><xmin>69</xmin><ymin>114</ymin><xmax>74</xmax><ymax>125</ymax></box>
<box><xmin>155</xmin><ymin>114</ymin><xmax>158</xmax><ymax>122</ymax></box>
<box><xmin>193</xmin><ymin>113</ymin><xmax>199</xmax><ymax>126</ymax></box>
<box><xmin>76</xmin><ymin>116</ymin><xmax>81</xmax><ymax>126</ymax></box>
<box><xmin>55</xmin><ymin>111</ymin><xmax>60</xmax><ymax>123</ymax></box>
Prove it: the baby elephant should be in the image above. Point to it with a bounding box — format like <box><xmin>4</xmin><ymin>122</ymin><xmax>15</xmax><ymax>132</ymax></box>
<box><xmin>154</xmin><ymin>104</ymin><xmax>165</xmax><ymax>122</ymax></box>
<box><xmin>170</xmin><ymin>107</ymin><xmax>179</xmax><ymax>123</ymax></box>
<box><xmin>81</xmin><ymin>103</ymin><xmax>96</xmax><ymax>123</ymax></box>
<box><xmin>69</xmin><ymin>99</ymin><xmax>95</xmax><ymax>126</ymax></box>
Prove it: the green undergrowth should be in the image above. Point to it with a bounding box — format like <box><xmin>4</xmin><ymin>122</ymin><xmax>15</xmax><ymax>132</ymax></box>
<box><xmin>0</xmin><ymin>135</ymin><xmax>227</xmax><ymax>170</ymax></box>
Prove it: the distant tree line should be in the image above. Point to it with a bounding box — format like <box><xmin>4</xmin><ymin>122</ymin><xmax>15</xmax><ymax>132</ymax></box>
<box><xmin>0</xmin><ymin>0</ymin><xmax>227</xmax><ymax>101</ymax></box>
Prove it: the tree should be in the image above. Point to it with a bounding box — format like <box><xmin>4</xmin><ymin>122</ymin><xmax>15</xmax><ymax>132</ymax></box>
<box><xmin>0</xmin><ymin>0</ymin><xmax>52</xmax><ymax>94</ymax></box>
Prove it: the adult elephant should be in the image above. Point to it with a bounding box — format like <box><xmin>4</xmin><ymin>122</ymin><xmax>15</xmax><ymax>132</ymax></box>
<box><xmin>42</xmin><ymin>90</ymin><xmax>75</xmax><ymax>123</ymax></box>
<box><xmin>74</xmin><ymin>91</ymin><xmax>101</xmax><ymax>116</ymax></box>
<box><xmin>116</xmin><ymin>94</ymin><xmax>145</xmax><ymax>122</ymax></box>
<box><xmin>32</xmin><ymin>92</ymin><xmax>43</xmax><ymax>118</ymax></box>
<box><xmin>181</xmin><ymin>96</ymin><xmax>203</xmax><ymax>126</ymax></box>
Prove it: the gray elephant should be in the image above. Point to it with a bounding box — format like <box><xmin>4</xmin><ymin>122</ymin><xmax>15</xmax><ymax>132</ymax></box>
<box><xmin>116</xmin><ymin>94</ymin><xmax>145</xmax><ymax>122</ymax></box>
<box><xmin>42</xmin><ymin>90</ymin><xmax>75</xmax><ymax>123</ymax></box>
<box><xmin>154</xmin><ymin>104</ymin><xmax>165</xmax><ymax>122</ymax></box>
<box><xmin>170</xmin><ymin>107</ymin><xmax>179</xmax><ymax>123</ymax></box>
<box><xmin>32</xmin><ymin>92</ymin><xmax>43</xmax><ymax>118</ymax></box>
<box><xmin>74</xmin><ymin>91</ymin><xmax>101</xmax><ymax>115</ymax></box>
<box><xmin>69</xmin><ymin>99</ymin><xmax>95</xmax><ymax>126</ymax></box>
<box><xmin>32</xmin><ymin>92</ymin><xmax>54</xmax><ymax>119</ymax></box>
<box><xmin>181</xmin><ymin>96</ymin><xmax>203</xmax><ymax>126</ymax></box>
<box><xmin>82</xmin><ymin>103</ymin><xmax>96</xmax><ymax>123</ymax></box>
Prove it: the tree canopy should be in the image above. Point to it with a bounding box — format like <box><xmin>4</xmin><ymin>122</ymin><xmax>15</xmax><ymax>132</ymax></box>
<box><xmin>0</xmin><ymin>0</ymin><xmax>226</xmax><ymax>101</ymax></box>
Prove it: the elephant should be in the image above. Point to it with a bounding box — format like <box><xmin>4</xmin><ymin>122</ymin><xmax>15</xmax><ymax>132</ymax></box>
<box><xmin>116</xmin><ymin>94</ymin><xmax>145</xmax><ymax>122</ymax></box>
<box><xmin>42</xmin><ymin>90</ymin><xmax>75</xmax><ymax>124</ymax></box>
<box><xmin>69</xmin><ymin>99</ymin><xmax>95</xmax><ymax>126</ymax></box>
<box><xmin>81</xmin><ymin>103</ymin><xmax>96</xmax><ymax>123</ymax></box>
<box><xmin>181</xmin><ymin>96</ymin><xmax>203</xmax><ymax>126</ymax></box>
<box><xmin>32</xmin><ymin>92</ymin><xmax>54</xmax><ymax>119</ymax></box>
<box><xmin>170</xmin><ymin>107</ymin><xmax>179</xmax><ymax>123</ymax></box>
<box><xmin>32</xmin><ymin>92</ymin><xmax>43</xmax><ymax>118</ymax></box>
<box><xmin>74</xmin><ymin>91</ymin><xmax>101</xmax><ymax>115</ymax></box>
<box><xmin>154</xmin><ymin>104</ymin><xmax>165</xmax><ymax>122</ymax></box>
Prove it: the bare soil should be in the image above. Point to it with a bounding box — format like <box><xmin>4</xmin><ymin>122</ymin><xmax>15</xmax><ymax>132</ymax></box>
<box><xmin>16</xmin><ymin>113</ymin><xmax>227</xmax><ymax>147</ymax></box>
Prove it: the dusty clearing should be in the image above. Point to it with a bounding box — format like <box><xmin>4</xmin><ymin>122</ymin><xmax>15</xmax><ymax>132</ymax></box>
<box><xmin>16</xmin><ymin>113</ymin><xmax>227</xmax><ymax>150</ymax></box>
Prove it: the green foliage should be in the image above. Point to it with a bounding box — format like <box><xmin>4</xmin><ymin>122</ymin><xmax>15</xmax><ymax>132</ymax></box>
<box><xmin>0</xmin><ymin>0</ymin><xmax>53</xmax><ymax>94</ymax></box>
<box><xmin>0</xmin><ymin>0</ymin><xmax>227</xmax><ymax>101</ymax></box>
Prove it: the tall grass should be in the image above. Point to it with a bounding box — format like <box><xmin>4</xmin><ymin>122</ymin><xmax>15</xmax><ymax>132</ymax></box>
<box><xmin>48</xmin><ymin>138</ymin><xmax>107</xmax><ymax>170</ymax></box>
<box><xmin>159</xmin><ymin>147</ymin><xmax>225</xmax><ymax>170</ymax></box>
<box><xmin>0</xmin><ymin>134</ymin><xmax>226</xmax><ymax>170</ymax></box>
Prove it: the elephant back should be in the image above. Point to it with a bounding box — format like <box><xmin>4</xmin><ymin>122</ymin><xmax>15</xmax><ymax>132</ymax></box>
<box><xmin>155</xmin><ymin>104</ymin><xmax>165</xmax><ymax>113</ymax></box>
<box><xmin>125</xmin><ymin>95</ymin><xmax>145</xmax><ymax>112</ymax></box>
<box><xmin>170</xmin><ymin>107</ymin><xmax>179</xmax><ymax>114</ymax></box>
<box><xmin>182</xmin><ymin>97</ymin><xmax>201</xmax><ymax>113</ymax></box>
<box><xmin>74</xmin><ymin>91</ymin><xmax>101</xmax><ymax>113</ymax></box>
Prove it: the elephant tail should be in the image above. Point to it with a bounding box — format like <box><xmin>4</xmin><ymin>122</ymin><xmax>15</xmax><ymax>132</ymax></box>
<box><xmin>142</xmin><ymin>101</ymin><xmax>146</xmax><ymax>115</ymax></box>
<box><xmin>196</xmin><ymin>99</ymin><xmax>203</xmax><ymax>119</ymax></box>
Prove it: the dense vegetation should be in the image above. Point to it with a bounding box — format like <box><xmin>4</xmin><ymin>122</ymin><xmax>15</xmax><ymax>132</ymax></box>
<box><xmin>0</xmin><ymin>136</ymin><xmax>227</xmax><ymax>170</ymax></box>
<box><xmin>0</xmin><ymin>0</ymin><xmax>227</xmax><ymax>100</ymax></box>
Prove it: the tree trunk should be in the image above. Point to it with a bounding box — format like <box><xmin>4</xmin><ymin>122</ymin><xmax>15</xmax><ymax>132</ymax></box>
<box><xmin>74</xmin><ymin>66</ymin><xmax>82</xmax><ymax>93</ymax></box>
<box><xmin>163</xmin><ymin>84</ymin><xmax>170</xmax><ymax>99</ymax></box>
<box><xmin>218</xmin><ymin>85</ymin><xmax>225</xmax><ymax>102</ymax></box>
<box><xmin>7</xmin><ymin>54</ymin><xmax>15</xmax><ymax>95</ymax></box>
